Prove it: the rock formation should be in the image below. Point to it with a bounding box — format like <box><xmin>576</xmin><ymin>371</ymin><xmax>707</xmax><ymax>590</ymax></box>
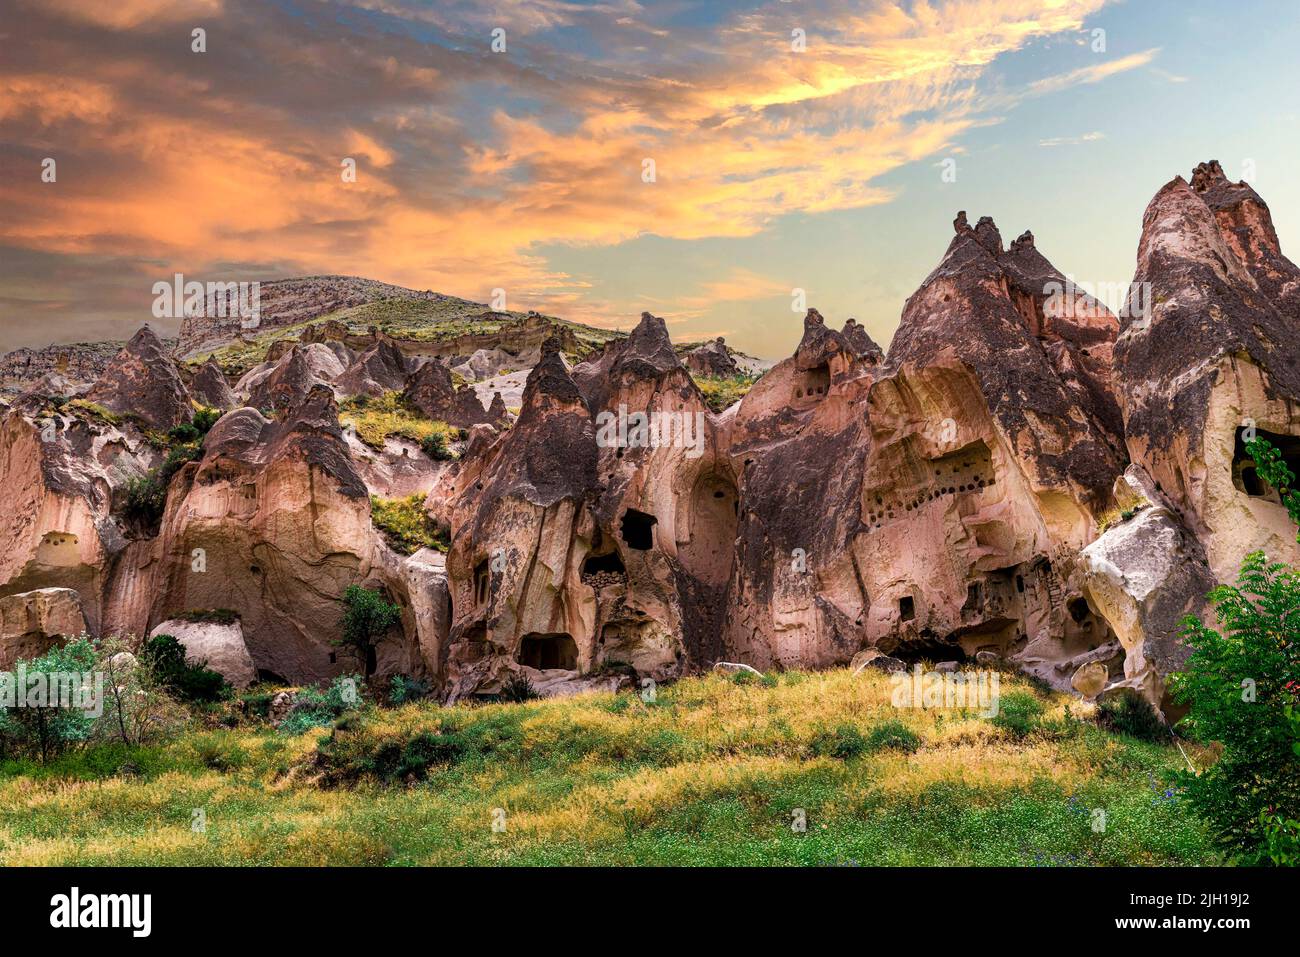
<box><xmin>683</xmin><ymin>337</ymin><xmax>738</xmax><ymax>377</ymax></box>
<box><xmin>2</xmin><ymin>160</ymin><xmax>1297</xmax><ymax>720</ymax></box>
<box><xmin>84</xmin><ymin>325</ymin><xmax>193</xmax><ymax>430</ymax></box>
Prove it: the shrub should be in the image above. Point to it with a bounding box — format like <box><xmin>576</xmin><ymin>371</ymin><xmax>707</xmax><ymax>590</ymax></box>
<box><xmin>1170</xmin><ymin>551</ymin><xmax>1300</xmax><ymax>857</ymax></box>
<box><xmin>388</xmin><ymin>675</ymin><xmax>430</xmax><ymax>706</ymax></box>
<box><xmin>991</xmin><ymin>691</ymin><xmax>1044</xmax><ymax>740</ymax></box>
<box><xmin>0</xmin><ymin>638</ymin><xmax>99</xmax><ymax>762</ymax></box>
<box><xmin>809</xmin><ymin>724</ymin><xmax>869</xmax><ymax>760</ymax></box>
<box><xmin>1096</xmin><ymin>693</ymin><xmax>1168</xmax><ymax>742</ymax></box>
<box><xmin>191</xmin><ymin>406</ymin><xmax>222</xmax><ymax>435</ymax></box>
<box><xmin>95</xmin><ymin>635</ymin><xmax>186</xmax><ymax>746</ymax></box>
<box><xmin>280</xmin><ymin>675</ymin><xmax>365</xmax><ymax>736</ymax></box>
<box><xmin>865</xmin><ymin>719</ymin><xmax>922</xmax><ymax>754</ymax></box>
<box><xmin>421</xmin><ymin>433</ymin><xmax>454</xmax><ymax>461</ymax></box>
<box><xmin>122</xmin><ymin>474</ymin><xmax>167</xmax><ymax>527</ymax></box>
<box><xmin>337</xmin><ymin>586</ymin><xmax>402</xmax><ymax>675</ymax></box>
<box><xmin>501</xmin><ymin>673</ymin><xmax>539</xmax><ymax>703</ymax></box>
<box><xmin>141</xmin><ymin>634</ymin><xmax>230</xmax><ymax>703</ymax></box>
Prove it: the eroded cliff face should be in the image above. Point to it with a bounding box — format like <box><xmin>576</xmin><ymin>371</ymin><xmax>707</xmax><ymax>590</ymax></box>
<box><xmin>3</xmin><ymin>160</ymin><xmax>1298</xmax><ymax>718</ymax></box>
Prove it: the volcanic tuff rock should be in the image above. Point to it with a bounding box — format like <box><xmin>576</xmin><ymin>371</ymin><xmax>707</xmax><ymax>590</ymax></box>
<box><xmin>189</xmin><ymin>356</ymin><xmax>238</xmax><ymax>410</ymax></box>
<box><xmin>0</xmin><ymin>587</ymin><xmax>89</xmax><ymax>668</ymax></box>
<box><xmin>149</xmin><ymin>617</ymin><xmax>257</xmax><ymax>689</ymax></box>
<box><xmin>1116</xmin><ymin>158</ymin><xmax>1300</xmax><ymax>583</ymax></box>
<box><xmin>683</xmin><ymin>337</ymin><xmax>739</xmax><ymax>377</ymax></box>
<box><xmin>2</xmin><ymin>160</ymin><xmax>1297</xmax><ymax>718</ymax></box>
<box><xmin>84</xmin><ymin>325</ymin><xmax>194</xmax><ymax>430</ymax></box>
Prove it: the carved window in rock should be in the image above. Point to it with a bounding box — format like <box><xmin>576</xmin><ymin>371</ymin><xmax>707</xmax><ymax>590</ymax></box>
<box><xmin>792</xmin><ymin>364</ymin><xmax>830</xmax><ymax>404</ymax></box>
<box><xmin>620</xmin><ymin>509</ymin><xmax>657</xmax><ymax>550</ymax></box>
<box><xmin>865</xmin><ymin>440</ymin><xmax>995</xmax><ymax>531</ymax></box>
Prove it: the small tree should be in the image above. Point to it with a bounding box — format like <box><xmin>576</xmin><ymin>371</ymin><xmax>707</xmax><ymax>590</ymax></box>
<box><xmin>1170</xmin><ymin>436</ymin><xmax>1300</xmax><ymax>860</ymax></box>
<box><xmin>95</xmin><ymin>636</ymin><xmax>187</xmax><ymax>746</ymax></box>
<box><xmin>0</xmin><ymin>637</ymin><xmax>99</xmax><ymax>763</ymax></box>
<box><xmin>338</xmin><ymin>585</ymin><xmax>401</xmax><ymax>676</ymax></box>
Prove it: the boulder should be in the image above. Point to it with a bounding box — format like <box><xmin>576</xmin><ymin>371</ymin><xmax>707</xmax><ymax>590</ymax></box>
<box><xmin>150</xmin><ymin>617</ymin><xmax>256</xmax><ymax>688</ymax></box>
<box><xmin>1070</xmin><ymin>660</ymin><xmax>1109</xmax><ymax>699</ymax></box>
<box><xmin>1079</xmin><ymin>504</ymin><xmax>1215</xmax><ymax>713</ymax></box>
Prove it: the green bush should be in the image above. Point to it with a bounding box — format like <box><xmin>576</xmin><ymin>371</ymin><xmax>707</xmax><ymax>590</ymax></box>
<box><xmin>1097</xmin><ymin>693</ymin><xmax>1169</xmax><ymax>742</ymax></box>
<box><xmin>991</xmin><ymin>691</ymin><xmax>1044</xmax><ymax>740</ymax></box>
<box><xmin>809</xmin><ymin>724</ymin><xmax>869</xmax><ymax>760</ymax></box>
<box><xmin>1170</xmin><ymin>551</ymin><xmax>1300</xmax><ymax>857</ymax></box>
<box><xmin>865</xmin><ymin>719</ymin><xmax>922</xmax><ymax>754</ymax></box>
<box><xmin>123</xmin><ymin>474</ymin><xmax>167</xmax><ymax>527</ymax></box>
<box><xmin>500</xmin><ymin>673</ymin><xmax>539</xmax><ymax>703</ymax></box>
<box><xmin>388</xmin><ymin>675</ymin><xmax>430</xmax><ymax>706</ymax></box>
<box><xmin>141</xmin><ymin>634</ymin><xmax>230</xmax><ymax>703</ymax></box>
<box><xmin>280</xmin><ymin>675</ymin><xmax>365</xmax><ymax>736</ymax></box>
<box><xmin>0</xmin><ymin>638</ymin><xmax>99</xmax><ymax>762</ymax></box>
<box><xmin>420</xmin><ymin>432</ymin><xmax>453</xmax><ymax>461</ymax></box>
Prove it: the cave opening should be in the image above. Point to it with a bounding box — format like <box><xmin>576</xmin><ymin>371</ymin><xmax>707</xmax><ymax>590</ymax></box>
<box><xmin>473</xmin><ymin>559</ymin><xmax>490</xmax><ymax>606</ymax></box>
<box><xmin>620</xmin><ymin>509</ymin><xmax>657</xmax><ymax>550</ymax></box>
<box><xmin>582</xmin><ymin>550</ymin><xmax>627</xmax><ymax>584</ymax></box>
<box><xmin>517</xmin><ymin>632</ymin><xmax>578</xmax><ymax>670</ymax></box>
<box><xmin>1234</xmin><ymin>426</ymin><xmax>1300</xmax><ymax>501</ymax></box>
<box><xmin>899</xmin><ymin>595</ymin><xmax>915</xmax><ymax>621</ymax></box>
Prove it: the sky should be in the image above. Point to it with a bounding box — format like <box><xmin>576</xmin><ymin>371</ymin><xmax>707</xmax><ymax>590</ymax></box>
<box><xmin>1</xmin><ymin>0</ymin><xmax>1298</xmax><ymax>358</ymax></box>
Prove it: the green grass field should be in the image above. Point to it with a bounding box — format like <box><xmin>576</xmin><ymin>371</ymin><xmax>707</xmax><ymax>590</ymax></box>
<box><xmin>0</xmin><ymin>667</ymin><xmax>1215</xmax><ymax>866</ymax></box>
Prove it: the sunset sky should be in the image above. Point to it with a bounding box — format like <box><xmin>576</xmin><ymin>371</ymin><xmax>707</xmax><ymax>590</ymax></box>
<box><xmin>2</xmin><ymin>0</ymin><xmax>1298</xmax><ymax>358</ymax></box>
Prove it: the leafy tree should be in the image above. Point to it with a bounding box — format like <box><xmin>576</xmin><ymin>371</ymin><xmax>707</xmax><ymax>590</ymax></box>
<box><xmin>0</xmin><ymin>638</ymin><xmax>99</xmax><ymax>762</ymax></box>
<box><xmin>1170</xmin><ymin>436</ymin><xmax>1300</xmax><ymax>861</ymax></box>
<box><xmin>338</xmin><ymin>585</ymin><xmax>401</xmax><ymax>676</ymax></box>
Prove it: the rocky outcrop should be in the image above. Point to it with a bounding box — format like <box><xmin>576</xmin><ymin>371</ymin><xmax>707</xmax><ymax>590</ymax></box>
<box><xmin>189</xmin><ymin>357</ymin><xmax>238</xmax><ymax>410</ymax></box>
<box><xmin>0</xmin><ymin>587</ymin><xmax>88</xmax><ymax>668</ymax></box>
<box><xmin>402</xmin><ymin>359</ymin><xmax>506</xmax><ymax>429</ymax></box>
<box><xmin>1115</xmin><ymin>159</ymin><xmax>1300</xmax><ymax>584</ymax></box>
<box><xmin>150</xmin><ymin>617</ymin><xmax>257</xmax><ymax>688</ymax></box>
<box><xmin>336</xmin><ymin>336</ymin><xmax>411</xmax><ymax>398</ymax></box>
<box><xmin>84</xmin><ymin>326</ymin><xmax>193</xmax><ymax>430</ymax></box>
<box><xmin>241</xmin><ymin>343</ymin><xmax>349</xmax><ymax>412</ymax></box>
<box><xmin>1079</xmin><ymin>482</ymin><xmax>1215</xmax><ymax>714</ymax></box>
<box><xmin>683</xmin><ymin>337</ymin><xmax>738</xmax><ymax>377</ymax></box>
